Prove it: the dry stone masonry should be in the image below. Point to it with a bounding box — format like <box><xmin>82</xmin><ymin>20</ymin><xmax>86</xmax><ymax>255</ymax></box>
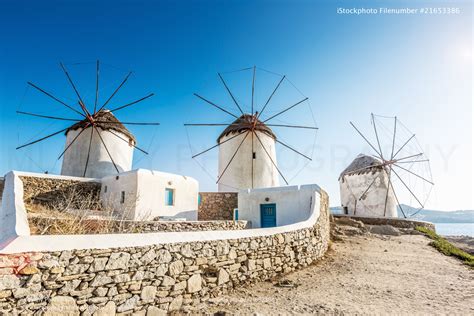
<box><xmin>198</xmin><ymin>192</ymin><xmax>237</xmax><ymax>221</ymax></box>
<box><xmin>0</xmin><ymin>191</ymin><xmax>329</xmax><ymax>315</ymax></box>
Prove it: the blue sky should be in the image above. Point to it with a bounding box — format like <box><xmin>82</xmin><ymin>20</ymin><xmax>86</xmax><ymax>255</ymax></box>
<box><xmin>0</xmin><ymin>0</ymin><xmax>472</xmax><ymax>211</ymax></box>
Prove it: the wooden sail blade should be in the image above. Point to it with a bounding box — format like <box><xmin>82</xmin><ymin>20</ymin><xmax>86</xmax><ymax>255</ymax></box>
<box><xmin>194</xmin><ymin>93</ymin><xmax>239</xmax><ymax>119</ymax></box>
<box><xmin>262</xmin><ymin>97</ymin><xmax>308</xmax><ymax>123</ymax></box>
<box><xmin>106</xmin><ymin>129</ymin><xmax>149</xmax><ymax>155</ymax></box>
<box><xmin>392</xmin><ymin>163</ymin><xmax>434</xmax><ymax>185</ymax></box>
<box><xmin>384</xmin><ymin>168</ymin><xmax>407</xmax><ymax>218</ymax></box>
<box><xmin>349</xmin><ymin>121</ymin><xmax>383</xmax><ymax>159</ymax></box>
<box><xmin>265</xmin><ymin>124</ymin><xmax>318</xmax><ymax>130</ymax></box>
<box><xmin>191</xmin><ymin>130</ymin><xmax>246</xmax><ymax>159</ymax></box>
<box><xmin>27</xmin><ymin>82</ymin><xmax>85</xmax><ymax>117</ymax></box>
<box><xmin>218</xmin><ymin>73</ymin><xmax>244</xmax><ymax>115</ymax></box>
<box><xmin>383</xmin><ymin>167</ymin><xmax>392</xmax><ymax>216</ymax></box>
<box><xmin>109</xmin><ymin>93</ymin><xmax>154</xmax><ymax>113</ymax></box>
<box><xmin>83</xmin><ymin>127</ymin><xmax>95</xmax><ymax>177</ymax></box>
<box><xmin>98</xmin><ymin>71</ymin><xmax>132</xmax><ymax>112</ymax></box>
<box><xmin>254</xmin><ymin>131</ymin><xmax>289</xmax><ymax>185</ymax></box>
<box><xmin>16</xmin><ymin>127</ymin><xmax>69</xmax><ymax>150</ymax></box>
<box><xmin>395</xmin><ymin>159</ymin><xmax>430</xmax><ymax>164</ymax></box>
<box><xmin>251</xmin><ymin>66</ymin><xmax>256</xmax><ymax>114</ymax></box>
<box><xmin>394</xmin><ymin>153</ymin><xmax>423</xmax><ymax>162</ymax></box>
<box><xmin>392</xmin><ymin>134</ymin><xmax>416</xmax><ymax>159</ymax></box>
<box><xmin>93</xmin><ymin>125</ymin><xmax>120</xmax><ymax>173</ymax></box>
<box><xmin>57</xmin><ymin>124</ymin><xmax>90</xmax><ymax>159</ymax></box>
<box><xmin>184</xmin><ymin>123</ymin><xmax>231</xmax><ymax>127</ymax></box>
<box><xmin>275</xmin><ymin>139</ymin><xmax>312</xmax><ymax>161</ymax></box>
<box><xmin>257</xmin><ymin>75</ymin><xmax>285</xmax><ymax>120</ymax></box>
<box><xmin>358</xmin><ymin>175</ymin><xmax>378</xmax><ymax>201</ymax></box>
<box><xmin>16</xmin><ymin>111</ymin><xmax>79</xmax><ymax>122</ymax></box>
<box><xmin>390</xmin><ymin>116</ymin><xmax>397</xmax><ymax>159</ymax></box>
<box><xmin>94</xmin><ymin>60</ymin><xmax>100</xmax><ymax>113</ymax></box>
<box><xmin>391</xmin><ymin>168</ymin><xmax>424</xmax><ymax>209</ymax></box>
<box><xmin>94</xmin><ymin>120</ymin><xmax>160</xmax><ymax>126</ymax></box>
<box><xmin>216</xmin><ymin>131</ymin><xmax>250</xmax><ymax>184</ymax></box>
<box><xmin>371</xmin><ymin>113</ymin><xmax>384</xmax><ymax>160</ymax></box>
<box><xmin>60</xmin><ymin>62</ymin><xmax>89</xmax><ymax>116</ymax></box>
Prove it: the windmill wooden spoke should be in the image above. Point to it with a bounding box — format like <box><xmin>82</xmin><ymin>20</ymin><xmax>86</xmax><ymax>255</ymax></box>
<box><xmin>106</xmin><ymin>129</ymin><xmax>149</xmax><ymax>155</ymax></box>
<box><xmin>358</xmin><ymin>175</ymin><xmax>378</xmax><ymax>201</ymax></box>
<box><xmin>392</xmin><ymin>134</ymin><xmax>415</xmax><ymax>159</ymax></box>
<box><xmin>83</xmin><ymin>127</ymin><xmax>95</xmax><ymax>177</ymax></box>
<box><xmin>94</xmin><ymin>60</ymin><xmax>100</xmax><ymax>113</ymax></box>
<box><xmin>263</xmin><ymin>97</ymin><xmax>309</xmax><ymax>123</ymax></box>
<box><xmin>16</xmin><ymin>127</ymin><xmax>69</xmax><ymax>150</ymax></box>
<box><xmin>345</xmin><ymin>163</ymin><xmax>383</xmax><ymax>176</ymax></box>
<box><xmin>98</xmin><ymin>71</ymin><xmax>132</xmax><ymax>112</ymax></box>
<box><xmin>218</xmin><ymin>73</ymin><xmax>244</xmax><ymax>115</ymax></box>
<box><xmin>394</xmin><ymin>153</ymin><xmax>423</xmax><ymax>162</ymax></box>
<box><xmin>392</xmin><ymin>163</ymin><xmax>434</xmax><ymax>185</ymax></box>
<box><xmin>265</xmin><ymin>124</ymin><xmax>318</xmax><ymax>130</ymax></box>
<box><xmin>216</xmin><ymin>131</ymin><xmax>250</xmax><ymax>184</ymax></box>
<box><xmin>193</xmin><ymin>93</ymin><xmax>239</xmax><ymax>119</ymax></box>
<box><xmin>94</xmin><ymin>120</ymin><xmax>160</xmax><ymax>126</ymax></box>
<box><xmin>275</xmin><ymin>139</ymin><xmax>311</xmax><ymax>161</ymax></box>
<box><xmin>60</xmin><ymin>62</ymin><xmax>88</xmax><ymax>115</ymax></box>
<box><xmin>384</xmin><ymin>168</ymin><xmax>407</xmax><ymax>218</ymax></box>
<box><xmin>371</xmin><ymin>113</ymin><xmax>384</xmax><ymax>160</ymax></box>
<box><xmin>350</xmin><ymin>121</ymin><xmax>383</xmax><ymax>158</ymax></box>
<box><xmin>391</xmin><ymin>168</ymin><xmax>424</xmax><ymax>209</ymax></box>
<box><xmin>16</xmin><ymin>111</ymin><xmax>79</xmax><ymax>122</ymax></box>
<box><xmin>93</xmin><ymin>125</ymin><xmax>120</xmax><ymax>173</ymax></box>
<box><xmin>57</xmin><ymin>124</ymin><xmax>90</xmax><ymax>159</ymax></box>
<box><xmin>109</xmin><ymin>93</ymin><xmax>154</xmax><ymax>113</ymax></box>
<box><xmin>184</xmin><ymin>123</ymin><xmax>232</xmax><ymax>127</ymax></box>
<box><xmin>257</xmin><ymin>75</ymin><xmax>285</xmax><ymax>120</ymax></box>
<box><xmin>390</xmin><ymin>116</ymin><xmax>397</xmax><ymax>159</ymax></box>
<box><xmin>27</xmin><ymin>82</ymin><xmax>86</xmax><ymax>117</ymax></box>
<box><xmin>395</xmin><ymin>159</ymin><xmax>430</xmax><ymax>164</ymax></box>
<box><xmin>254</xmin><ymin>131</ymin><xmax>289</xmax><ymax>185</ymax></box>
<box><xmin>383</xmin><ymin>167</ymin><xmax>392</xmax><ymax>216</ymax></box>
<box><xmin>192</xmin><ymin>130</ymin><xmax>246</xmax><ymax>158</ymax></box>
<box><xmin>251</xmin><ymin>66</ymin><xmax>256</xmax><ymax>114</ymax></box>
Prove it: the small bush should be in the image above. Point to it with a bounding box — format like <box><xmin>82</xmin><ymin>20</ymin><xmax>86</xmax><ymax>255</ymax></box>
<box><xmin>416</xmin><ymin>226</ymin><xmax>474</xmax><ymax>268</ymax></box>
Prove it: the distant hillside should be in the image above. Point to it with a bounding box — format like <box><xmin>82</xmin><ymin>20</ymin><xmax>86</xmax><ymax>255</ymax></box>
<box><xmin>330</xmin><ymin>205</ymin><xmax>474</xmax><ymax>223</ymax></box>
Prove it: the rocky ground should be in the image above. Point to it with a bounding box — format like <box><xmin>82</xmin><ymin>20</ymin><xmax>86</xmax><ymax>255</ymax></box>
<box><xmin>199</xmin><ymin>218</ymin><xmax>474</xmax><ymax>315</ymax></box>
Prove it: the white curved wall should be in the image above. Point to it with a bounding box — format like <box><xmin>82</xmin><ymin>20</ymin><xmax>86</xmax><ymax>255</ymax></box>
<box><xmin>339</xmin><ymin>171</ymin><xmax>398</xmax><ymax>217</ymax></box>
<box><xmin>218</xmin><ymin>131</ymin><xmax>280</xmax><ymax>192</ymax></box>
<box><xmin>61</xmin><ymin>127</ymin><xmax>134</xmax><ymax>179</ymax></box>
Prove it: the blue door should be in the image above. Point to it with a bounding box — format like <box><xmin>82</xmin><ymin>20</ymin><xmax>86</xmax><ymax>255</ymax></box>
<box><xmin>260</xmin><ymin>204</ymin><xmax>276</xmax><ymax>228</ymax></box>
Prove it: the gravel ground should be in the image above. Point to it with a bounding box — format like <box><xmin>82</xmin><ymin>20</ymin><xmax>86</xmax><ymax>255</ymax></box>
<box><xmin>200</xmin><ymin>233</ymin><xmax>473</xmax><ymax>315</ymax></box>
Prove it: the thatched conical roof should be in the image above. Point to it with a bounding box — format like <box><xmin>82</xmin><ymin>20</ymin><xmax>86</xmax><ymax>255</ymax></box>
<box><xmin>217</xmin><ymin>114</ymin><xmax>276</xmax><ymax>143</ymax></box>
<box><xmin>66</xmin><ymin>109</ymin><xmax>136</xmax><ymax>143</ymax></box>
<box><xmin>339</xmin><ymin>154</ymin><xmax>385</xmax><ymax>180</ymax></box>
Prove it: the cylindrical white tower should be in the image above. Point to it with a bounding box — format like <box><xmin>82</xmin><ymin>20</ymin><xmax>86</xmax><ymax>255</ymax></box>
<box><xmin>339</xmin><ymin>154</ymin><xmax>398</xmax><ymax>217</ymax></box>
<box><xmin>61</xmin><ymin>110</ymin><xmax>135</xmax><ymax>179</ymax></box>
<box><xmin>217</xmin><ymin>114</ymin><xmax>280</xmax><ymax>192</ymax></box>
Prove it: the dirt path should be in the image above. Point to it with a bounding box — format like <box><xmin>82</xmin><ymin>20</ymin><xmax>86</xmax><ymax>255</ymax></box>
<box><xmin>201</xmin><ymin>234</ymin><xmax>473</xmax><ymax>315</ymax></box>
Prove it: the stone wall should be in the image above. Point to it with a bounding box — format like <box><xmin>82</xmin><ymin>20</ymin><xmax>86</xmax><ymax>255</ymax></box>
<box><xmin>198</xmin><ymin>192</ymin><xmax>237</xmax><ymax>221</ymax></box>
<box><xmin>333</xmin><ymin>214</ymin><xmax>435</xmax><ymax>230</ymax></box>
<box><xmin>20</xmin><ymin>176</ymin><xmax>101</xmax><ymax>211</ymax></box>
<box><xmin>0</xmin><ymin>191</ymin><xmax>329</xmax><ymax>315</ymax></box>
<box><xmin>29</xmin><ymin>216</ymin><xmax>249</xmax><ymax>235</ymax></box>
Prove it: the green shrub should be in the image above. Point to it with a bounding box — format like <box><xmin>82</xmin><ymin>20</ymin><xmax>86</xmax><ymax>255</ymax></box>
<box><xmin>415</xmin><ymin>226</ymin><xmax>474</xmax><ymax>268</ymax></box>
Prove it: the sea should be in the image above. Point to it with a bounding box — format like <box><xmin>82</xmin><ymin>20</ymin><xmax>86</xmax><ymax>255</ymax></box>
<box><xmin>435</xmin><ymin>223</ymin><xmax>474</xmax><ymax>237</ymax></box>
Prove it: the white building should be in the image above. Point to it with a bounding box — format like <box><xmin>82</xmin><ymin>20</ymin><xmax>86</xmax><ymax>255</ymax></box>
<box><xmin>218</xmin><ymin>114</ymin><xmax>280</xmax><ymax>192</ymax></box>
<box><xmin>339</xmin><ymin>154</ymin><xmax>397</xmax><ymax>217</ymax></box>
<box><xmin>61</xmin><ymin>110</ymin><xmax>134</xmax><ymax>179</ymax></box>
<box><xmin>238</xmin><ymin>184</ymin><xmax>320</xmax><ymax>228</ymax></box>
<box><xmin>101</xmin><ymin>169</ymin><xmax>199</xmax><ymax>221</ymax></box>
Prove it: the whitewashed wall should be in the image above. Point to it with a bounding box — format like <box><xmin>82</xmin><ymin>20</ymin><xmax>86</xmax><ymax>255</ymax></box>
<box><xmin>101</xmin><ymin>169</ymin><xmax>199</xmax><ymax>221</ymax></box>
<box><xmin>61</xmin><ymin>127</ymin><xmax>134</xmax><ymax>179</ymax></box>
<box><xmin>339</xmin><ymin>171</ymin><xmax>398</xmax><ymax>217</ymax></box>
<box><xmin>218</xmin><ymin>131</ymin><xmax>279</xmax><ymax>192</ymax></box>
<box><xmin>238</xmin><ymin>184</ymin><xmax>320</xmax><ymax>228</ymax></box>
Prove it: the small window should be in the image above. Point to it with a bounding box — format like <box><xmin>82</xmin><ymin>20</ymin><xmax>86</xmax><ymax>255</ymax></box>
<box><xmin>104</xmin><ymin>186</ymin><xmax>108</xmax><ymax>193</ymax></box>
<box><xmin>252</xmin><ymin>152</ymin><xmax>256</xmax><ymax>159</ymax></box>
<box><xmin>165</xmin><ymin>188</ymin><xmax>174</xmax><ymax>206</ymax></box>
<box><xmin>343</xmin><ymin>206</ymin><xmax>348</xmax><ymax>215</ymax></box>
<box><xmin>120</xmin><ymin>191</ymin><xmax>125</xmax><ymax>204</ymax></box>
